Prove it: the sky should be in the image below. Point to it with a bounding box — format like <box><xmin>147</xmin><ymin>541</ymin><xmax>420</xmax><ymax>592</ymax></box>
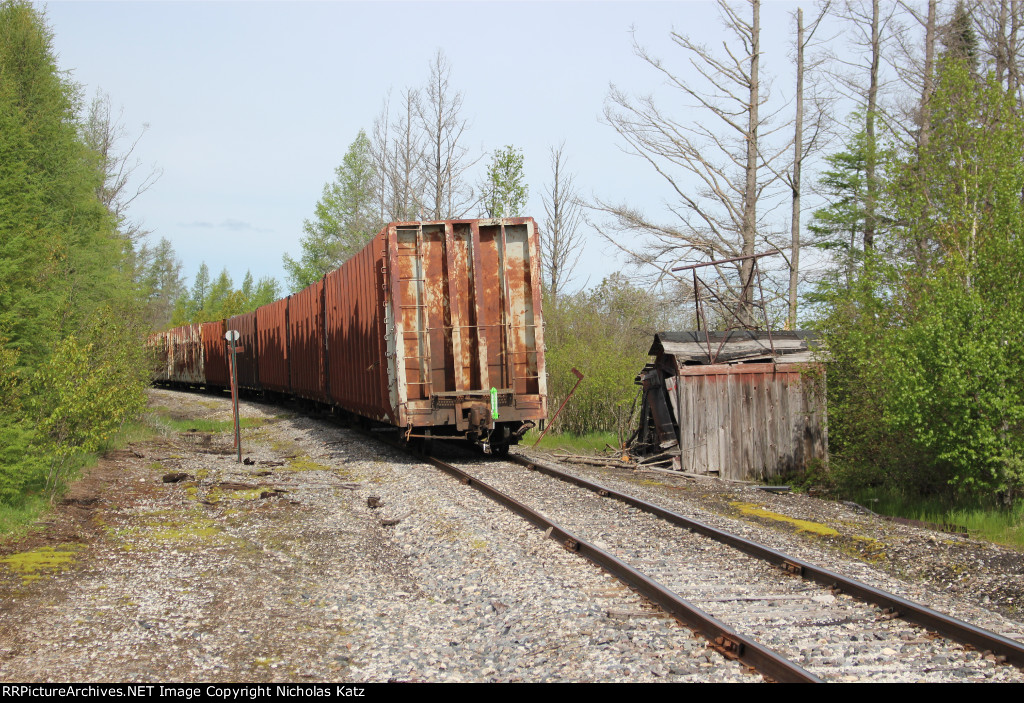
<box><xmin>43</xmin><ymin>1</ymin><xmax>837</xmax><ymax>294</ymax></box>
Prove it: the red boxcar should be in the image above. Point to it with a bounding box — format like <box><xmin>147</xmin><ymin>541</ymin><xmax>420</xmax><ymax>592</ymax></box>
<box><xmin>288</xmin><ymin>279</ymin><xmax>326</xmax><ymax>402</ymax></box>
<box><xmin>328</xmin><ymin>218</ymin><xmax>548</xmax><ymax>449</ymax></box>
<box><xmin>324</xmin><ymin>234</ymin><xmax>390</xmax><ymax>421</ymax></box>
<box><xmin>152</xmin><ymin>218</ymin><xmax>548</xmax><ymax>452</ymax></box>
<box><xmin>200</xmin><ymin>320</ymin><xmax>229</xmax><ymax>387</ymax></box>
<box><xmin>257</xmin><ymin>297</ymin><xmax>289</xmax><ymax>393</ymax></box>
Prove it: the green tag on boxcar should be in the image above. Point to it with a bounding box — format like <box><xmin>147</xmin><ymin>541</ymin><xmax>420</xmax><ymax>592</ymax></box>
<box><xmin>490</xmin><ymin>387</ymin><xmax>499</xmax><ymax>420</ymax></box>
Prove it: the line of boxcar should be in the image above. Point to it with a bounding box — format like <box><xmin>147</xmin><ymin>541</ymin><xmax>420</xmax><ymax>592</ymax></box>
<box><xmin>150</xmin><ymin>218</ymin><xmax>549</xmax><ymax>454</ymax></box>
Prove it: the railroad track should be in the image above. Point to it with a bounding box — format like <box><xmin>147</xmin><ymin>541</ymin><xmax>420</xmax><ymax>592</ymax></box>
<box><xmin>407</xmin><ymin>443</ymin><xmax>1024</xmax><ymax>683</ymax></box>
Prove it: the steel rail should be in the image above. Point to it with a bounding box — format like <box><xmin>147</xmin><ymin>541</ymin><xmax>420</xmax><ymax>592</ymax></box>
<box><xmin>511</xmin><ymin>453</ymin><xmax>1024</xmax><ymax>668</ymax></box>
<box><xmin>410</xmin><ymin>449</ymin><xmax>821</xmax><ymax>683</ymax></box>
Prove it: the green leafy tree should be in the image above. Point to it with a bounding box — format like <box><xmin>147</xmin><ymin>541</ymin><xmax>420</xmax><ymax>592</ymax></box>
<box><xmin>822</xmin><ymin>57</ymin><xmax>1024</xmax><ymax>496</ymax></box>
<box><xmin>481</xmin><ymin>145</ymin><xmax>527</xmax><ymax>218</ymax></box>
<box><xmin>248</xmin><ymin>276</ymin><xmax>281</xmax><ymax>310</ymax></box>
<box><xmin>283</xmin><ymin>130</ymin><xmax>381</xmax><ymax>292</ymax></box>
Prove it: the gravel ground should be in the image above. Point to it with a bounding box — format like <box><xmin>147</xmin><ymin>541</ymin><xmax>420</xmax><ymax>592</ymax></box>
<box><xmin>0</xmin><ymin>388</ymin><xmax>1021</xmax><ymax>683</ymax></box>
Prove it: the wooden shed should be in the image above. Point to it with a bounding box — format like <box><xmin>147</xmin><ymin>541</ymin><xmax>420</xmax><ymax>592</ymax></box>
<box><xmin>634</xmin><ymin>331</ymin><xmax>827</xmax><ymax>481</ymax></box>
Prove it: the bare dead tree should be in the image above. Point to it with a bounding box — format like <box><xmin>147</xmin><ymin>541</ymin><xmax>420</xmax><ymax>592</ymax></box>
<box><xmin>596</xmin><ymin>0</ymin><xmax>784</xmax><ymax>326</ymax></box>
<box><xmin>372</xmin><ymin>88</ymin><xmax>425</xmax><ymax>222</ymax></box>
<box><xmin>540</xmin><ymin>143</ymin><xmax>585</xmax><ymax>304</ymax></box>
<box><xmin>786</xmin><ymin>4</ymin><xmax>833</xmax><ymax>329</ymax></box>
<box><xmin>418</xmin><ymin>50</ymin><xmax>477</xmax><ymax>220</ymax></box>
<box><xmin>888</xmin><ymin>0</ymin><xmax>940</xmax><ymax>150</ymax></box>
<box><xmin>974</xmin><ymin>0</ymin><xmax>1024</xmax><ymax>107</ymax></box>
<box><xmin>81</xmin><ymin>89</ymin><xmax>162</xmax><ymax>243</ymax></box>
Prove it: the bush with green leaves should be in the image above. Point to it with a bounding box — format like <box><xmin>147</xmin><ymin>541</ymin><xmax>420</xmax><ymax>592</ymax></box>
<box><xmin>544</xmin><ymin>274</ymin><xmax>687</xmax><ymax>441</ymax></box>
<box><xmin>820</xmin><ymin>58</ymin><xmax>1024</xmax><ymax>497</ymax></box>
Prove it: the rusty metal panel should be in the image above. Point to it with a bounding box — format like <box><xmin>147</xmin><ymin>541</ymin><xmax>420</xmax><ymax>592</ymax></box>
<box><xmin>385</xmin><ymin>217</ymin><xmax>548</xmax><ymax>431</ymax></box>
<box><xmin>148</xmin><ymin>331</ymin><xmax>170</xmax><ymax>382</ymax></box>
<box><xmin>257</xmin><ymin>297</ymin><xmax>289</xmax><ymax>393</ymax></box>
<box><xmin>226</xmin><ymin>312</ymin><xmax>259</xmax><ymax>389</ymax></box>
<box><xmin>168</xmin><ymin>324</ymin><xmax>203</xmax><ymax>384</ymax></box>
<box><xmin>288</xmin><ymin>279</ymin><xmax>326</xmax><ymax>402</ymax></box>
<box><xmin>200</xmin><ymin>320</ymin><xmax>229</xmax><ymax>387</ymax></box>
<box><xmin>324</xmin><ymin>232</ymin><xmax>393</xmax><ymax>422</ymax></box>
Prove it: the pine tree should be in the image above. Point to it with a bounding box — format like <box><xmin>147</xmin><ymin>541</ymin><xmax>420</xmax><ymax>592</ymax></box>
<box><xmin>283</xmin><ymin>130</ymin><xmax>381</xmax><ymax>292</ymax></box>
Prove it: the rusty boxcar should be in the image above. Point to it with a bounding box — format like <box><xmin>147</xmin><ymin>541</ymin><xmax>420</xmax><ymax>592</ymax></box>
<box><xmin>288</xmin><ymin>279</ymin><xmax>327</xmax><ymax>403</ymax></box>
<box><xmin>256</xmin><ymin>297</ymin><xmax>289</xmax><ymax>394</ymax></box>
<box><xmin>151</xmin><ymin>218</ymin><xmax>548</xmax><ymax>454</ymax></box>
<box><xmin>200</xmin><ymin>320</ymin><xmax>230</xmax><ymax>387</ymax></box>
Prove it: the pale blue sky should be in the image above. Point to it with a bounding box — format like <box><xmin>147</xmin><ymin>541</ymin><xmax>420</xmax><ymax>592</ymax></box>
<box><xmin>43</xmin><ymin>1</ymin><xmax>842</xmax><ymax>292</ymax></box>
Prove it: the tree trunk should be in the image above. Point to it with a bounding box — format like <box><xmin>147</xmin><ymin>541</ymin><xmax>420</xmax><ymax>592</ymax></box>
<box><xmin>740</xmin><ymin>0</ymin><xmax>760</xmax><ymax>326</ymax></box>
<box><xmin>864</xmin><ymin>0</ymin><xmax>880</xmax><ymax>252</ymax></box>
<box><xmin>788</xmin><ymin>7</ymin><xmax>803</xmax><ymax>331</ymax></box>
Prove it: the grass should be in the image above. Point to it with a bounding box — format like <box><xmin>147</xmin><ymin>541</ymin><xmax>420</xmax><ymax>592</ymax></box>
<box><xmin>848</xmin><ymin>487</ymin><xmax>1024</xmax><ymax>549</ymax></box>
<box><xmin>0</xmin><ymin>412</ymin><xmax>168</xmax><ymax>539</ymax></box>
<box><xmin>521</xmin><ymin>429</ymin><xmax>622</xmax><ymax>455</ymax></box>
<box><xmin>0</xmin><ymin>494</ymin><xmax>52</xmax><ymax>539</ymax></box>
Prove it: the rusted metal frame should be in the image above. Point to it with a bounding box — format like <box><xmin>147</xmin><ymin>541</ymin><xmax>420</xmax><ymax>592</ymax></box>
<box><xmin>385</xmin><ymin>225</ymin><xmax>410</xmax><ymax>427</ymax></box>
<box><xmin>753</xmin><ymin>262</ymin><xmax>776</xmax><ymax>358</ymax></box>
<box><xmin>692</xmin><ymin>275</ymin><xmax>742</xmax><ymax>363</ymax></box>
<box><xmin>684</xmin><ymin>251</ymin><xmax>783</xmax><ymax>364</ymax></box>
<box><xmin>694</xmin><ymin>271</ymin><xmax>714</xmax><ymax>361</ymax></box>
<box><xmin>510</xmin><ymin>454</ymin><xmax>1024</xmax><ymax>669</ymax></box>
<box><xmin>526</xmin><ymin>219</ymin><xmax>547</xmax><ymax>400</ymax></box>
<box><xmin>468</xmin><ymin>221</ymin><xmax>490</xmax><ymax>391</ymax></box>
<box><xmin>443</xmin><ymin>222</ymin><xmax>465</xmax><ymax>396</ymax></box>
<box><xmin>671</xmin><ymin>249</ymin><xmax>782</xmax><ymax>273</ymax></box>
<box><xmin>498</xmin><ymin>224</ymin><xmax>516</xmax><ymax>394</ymax></box>
<box><xmin>533</xmin><ymin>368</ymin><xmax>584</xmax><ymax>447</ymax></box>
<box><xmin>413</xmin><ymin>224</ymin><xmax>433</xmax><ymax>400</ymax></box>
<box><xmin>413</xmin><ymin>451</ymin><xmax>819</xmax><ymax>683</ymax></box>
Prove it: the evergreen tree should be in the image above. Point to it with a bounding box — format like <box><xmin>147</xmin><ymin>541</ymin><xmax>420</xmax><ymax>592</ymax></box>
<box><xmin>283</xmin><ymin>130</ymin><xmax>381</xmax><ymax>292</ymax></box>
<box><xmin>0</xmin><ymin>1</ymin><xmax>149</xmax><ymax>504</ymax></box>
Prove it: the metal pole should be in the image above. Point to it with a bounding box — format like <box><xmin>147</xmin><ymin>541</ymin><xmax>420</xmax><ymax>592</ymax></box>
<box><xmin>533</xmin><ymin>368</ymin><xmax>584</xmax><ymax>447</ymax></box>
<box><xmin>229</xmin><ymin>336</ymin><xmax>241</xmax><ymax>462</ymax></box>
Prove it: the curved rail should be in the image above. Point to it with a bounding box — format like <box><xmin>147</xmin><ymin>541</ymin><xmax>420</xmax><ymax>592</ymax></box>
<box><xmin>510</xmin><ymin>452</ymin><xmax>1024</xmax><ymax>669</ymax></box>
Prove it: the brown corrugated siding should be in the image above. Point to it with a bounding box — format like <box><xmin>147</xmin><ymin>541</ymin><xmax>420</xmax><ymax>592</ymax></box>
<box><xmin>257</xmin><ymin>298</ymin><xmax>289</xmax><ymax>393</ymax></box>
<box><xmin>200</xmin><ymin>320</ymin><xmax>229</xmax><ymax>387</ymax></box>
<box><xmin>226</xmin><ymin>312</ymin><xmax>259</xmax><ymax>389</ymax></box>
<box><xmin>288</xmin><ymin>280</ymin><xmax>326</xmax><ymax>401</ymax></box>
<box><xmin>325</xmin><ymin>232</ymin><xmax>392</xmax><ymax>422</ymax></box>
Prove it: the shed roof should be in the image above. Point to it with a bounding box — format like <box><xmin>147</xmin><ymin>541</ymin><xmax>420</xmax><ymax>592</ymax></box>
<box><xmin>649</xmin><ymin>330</ymin><xmax>822</xmax><ymax>366</ymax></box>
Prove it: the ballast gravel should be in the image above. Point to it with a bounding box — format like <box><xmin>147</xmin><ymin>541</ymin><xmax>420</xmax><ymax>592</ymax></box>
<box><xmin>0</xmin><ymin>388</ymin><xmax>1021</xmax><ymax>683</ymax></box>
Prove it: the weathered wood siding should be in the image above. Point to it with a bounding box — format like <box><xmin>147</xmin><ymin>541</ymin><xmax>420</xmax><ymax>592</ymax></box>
<box><xmin>673</xmin><ymin>362</ymin><xmax>827</xmax><ymax>480</ymax></box>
